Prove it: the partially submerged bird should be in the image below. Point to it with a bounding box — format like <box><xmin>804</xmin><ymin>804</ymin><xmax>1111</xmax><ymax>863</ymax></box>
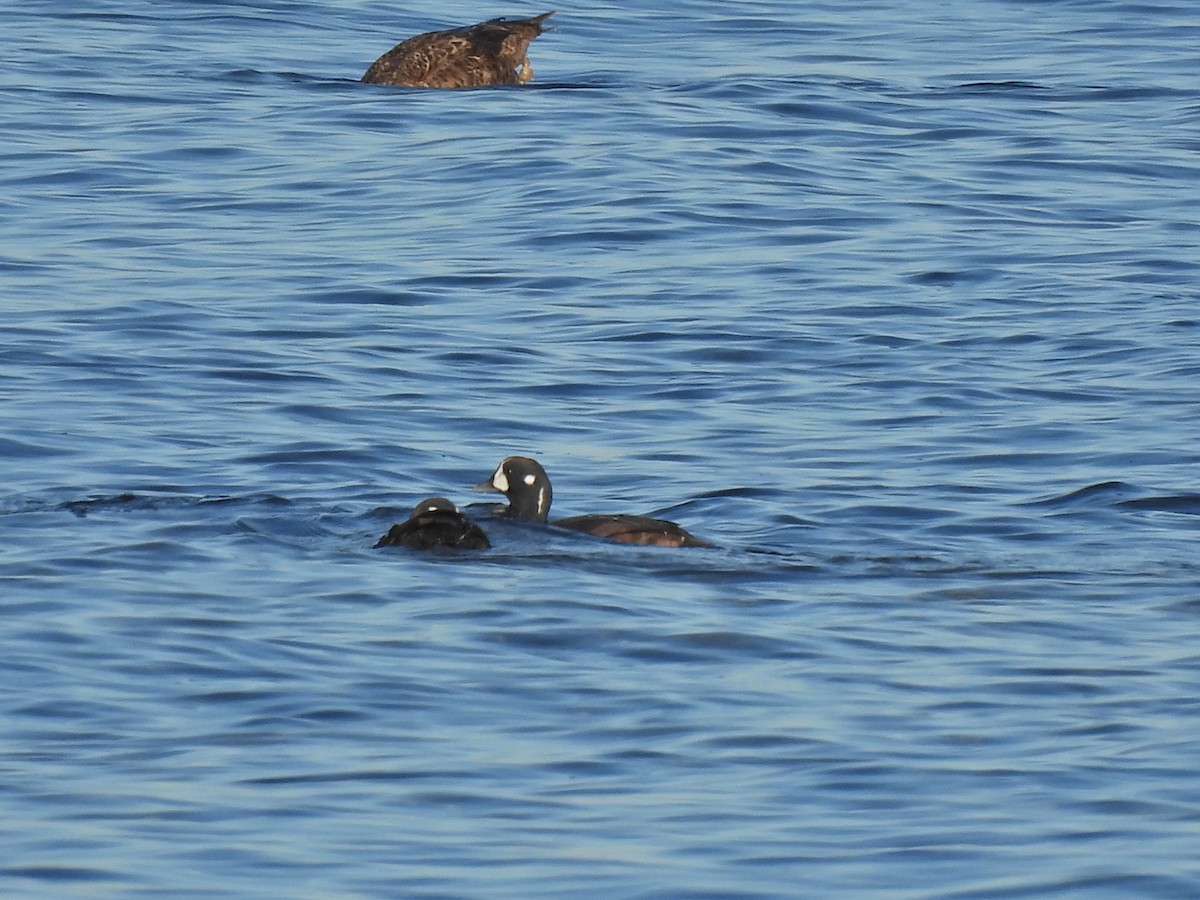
<box><xmin>476</xmin><ymin>456</ymin><xmax>712</xmax><ymax>548</ymax></box>
<box><xmin>375</xmin><ymin>497</ymin><xmax>490</xmax><ymax>551</ymax></box>
<box><xmin>361</xmin><ymin>12</ymin><xmax>555</xmax><ymax>88</ymax></box>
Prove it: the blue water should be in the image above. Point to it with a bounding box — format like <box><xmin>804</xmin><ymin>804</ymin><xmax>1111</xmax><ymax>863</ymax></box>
<box><xmin>4</xmin><ymin>1</ymin><xmax>1200</xmax><ymax>896</ymax></box>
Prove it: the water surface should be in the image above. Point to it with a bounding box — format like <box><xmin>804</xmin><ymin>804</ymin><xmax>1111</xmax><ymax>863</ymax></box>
<box><xmin>3</xmin><ymin>1</ymin><xmax>1199</xmax><ymax>896</ymax></box>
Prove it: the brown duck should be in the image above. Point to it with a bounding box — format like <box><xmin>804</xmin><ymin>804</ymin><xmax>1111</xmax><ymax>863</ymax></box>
<box><xmin>361</xmin><ymin>12</ymin><xmax>555</xmax><ymax>88</ymax></box>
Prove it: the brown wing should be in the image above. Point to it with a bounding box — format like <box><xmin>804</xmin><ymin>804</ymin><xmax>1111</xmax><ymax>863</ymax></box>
<box><xmin>555</xmin><ymin>514</ymin><xmax>712</xmax><ymax>548</ymax></box>
<box><xmin>361</xmin><ymin>28</ymin><xmax>497</xmax><ymax>88</ymax></box>
<box><xmin>362</xmin><ymin>13</ymin><xmax>554</xmax><ymax>88</ymax></box>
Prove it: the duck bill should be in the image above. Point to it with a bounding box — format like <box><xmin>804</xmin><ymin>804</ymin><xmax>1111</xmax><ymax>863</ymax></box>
<box><xmin>474</xmin><ymin>477</ymin><xmax>500</xmax><ymax>493</ymax></box>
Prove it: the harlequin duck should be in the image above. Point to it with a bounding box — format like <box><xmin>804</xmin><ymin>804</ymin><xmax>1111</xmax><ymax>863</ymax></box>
<box><xmin>375</xmin><ymin>497</ymin><xmax>490</xmax><ymax>550</ymax></box>
<box><xmin>475</xmin><ymin>456</ymin><xmax>711</xmax><ymax>548</ymax></box>
<box><xmin>361</xmin><ymin>12</ymin><xmax>555</xmax><ymax>88</ymax></box>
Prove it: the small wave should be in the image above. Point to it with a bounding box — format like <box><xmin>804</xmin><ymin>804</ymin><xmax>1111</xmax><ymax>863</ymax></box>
<box><xmin>1025</xmin><ymin>481</ymin><xmax>1138</xmax><ymax>509</ymax></box>
<box><xmin>1028</xmin><ymin>483</ymin><xmax>1200</xmax><ymax>518</ymax></box>
<box><xmin>956</xmin><ymin>80</ymin><xmax>1050</xmax><ymax>92</ymax></box>
<box><xmin>58</xmin><ymin>492</ymin><xmax>289</xmax><ymax>518</ymax></box>
<box><xmin>1116</xmin><ymin>494</ymin><xmax>1200</xmax><ymax>516</ymax></box>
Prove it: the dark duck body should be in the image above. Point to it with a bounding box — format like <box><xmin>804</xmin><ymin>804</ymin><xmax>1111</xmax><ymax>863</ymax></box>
<box><xmin>375</xmin><ymin>497</ymin><xmax>490</xmax><ymax>551</ymax></box>
<box><xmin>361</xmin><ymin>12</ymin><xmax>554</xmax><ymax>88</ymax></box>
<box><xmin>476</xmin><ymin>456</ymin><xmax>711</xmax><ymax>548</ymax></box>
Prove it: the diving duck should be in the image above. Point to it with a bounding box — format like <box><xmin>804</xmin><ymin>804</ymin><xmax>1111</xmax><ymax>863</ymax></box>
<box><xmin>375</xmin><ymin>497</ymin><xmax>490</xmax><ymax>551</ymax></box>
<box><xmin>476</xmin><ymin>456</ymin><xmax>712</xmax><ymax>548</ymax></box>
<box><xmin>361</xmin><ymin>12</ymin><xmax>555</xmax><ymax>88</ymax></box>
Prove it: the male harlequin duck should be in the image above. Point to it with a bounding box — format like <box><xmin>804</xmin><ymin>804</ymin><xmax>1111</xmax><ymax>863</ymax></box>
<box><xmin>475</xmin><ymin>456</ymin><xmax>711</xmax><ymax>548</ymax></box>
<box><xmin>361</xmin><ymin>12</ymin><xmax>555</xmax><ymax>88</ymax></box>
<box><xmin>375</xmin><ymin>497</ymin><xmax>490</xmax><ymax>550</ymax></box>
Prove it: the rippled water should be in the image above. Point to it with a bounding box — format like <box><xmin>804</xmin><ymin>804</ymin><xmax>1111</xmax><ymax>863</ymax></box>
<box><xmin>3</xmin><ymin>1</ymin><xmax>1200</xmax><ymax>896</ymax></box>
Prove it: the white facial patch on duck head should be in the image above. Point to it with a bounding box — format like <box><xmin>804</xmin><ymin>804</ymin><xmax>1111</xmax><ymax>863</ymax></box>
<box><xmin>523</xmin><ymin>473</ymin><xmax>536</xmax><ymax>486</ymax></box>
<box><xmin>492</xmin><ymin>467</ymin><xmax>509</xmax><ymax>493</ymax></box>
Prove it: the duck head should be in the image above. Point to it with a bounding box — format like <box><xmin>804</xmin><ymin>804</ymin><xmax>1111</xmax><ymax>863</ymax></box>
<box><xmin>475</xmin><ymin>456</ymin><xmax>553</xmax><ymax>521</ymax></box>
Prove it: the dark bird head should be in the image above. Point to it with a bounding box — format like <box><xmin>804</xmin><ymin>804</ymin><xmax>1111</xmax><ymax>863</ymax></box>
<box><xmin>475</xmin><ymin>456</ymin><xmax>553</xmax><ymax>521</ymax></box>
<box><xmin>409</xmin><ymin>496</ymin><xmax>458</xmax><ymax>517</ymax></box>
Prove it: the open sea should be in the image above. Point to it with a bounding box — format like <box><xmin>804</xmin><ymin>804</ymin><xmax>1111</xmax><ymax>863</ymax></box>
<box><xmin>3</xmin><ymin>1</ymin><xmax>1200</xmax><ymax>896</ymax></box>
